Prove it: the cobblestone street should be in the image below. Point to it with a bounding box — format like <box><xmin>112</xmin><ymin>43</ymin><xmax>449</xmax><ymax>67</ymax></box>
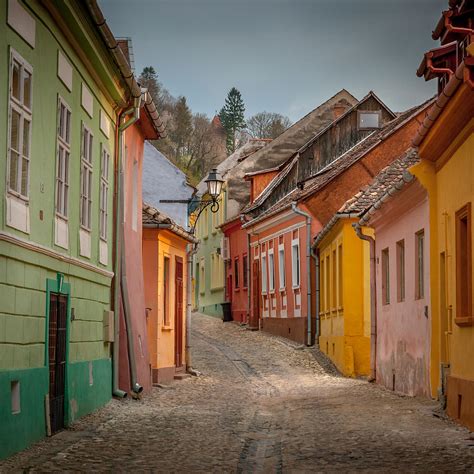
<box><xmin>2</xmin><ymin>312</ymin><xmax>474</xmax><ymax>472</ymax></box>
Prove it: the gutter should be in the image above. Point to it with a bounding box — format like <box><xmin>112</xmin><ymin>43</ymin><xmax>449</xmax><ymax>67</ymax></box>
<box><xmin>142</xmin><ymin>223</ymin><xmax>197</xmax><ymax>243</ymax></box>
<box><xmin>413</xmin><ymin>61</ymin><xmax>465</xmax><ymax>146</ymax></box>
<box><xmin>85</xmin><ymin>0</ymin><xmax>166</xmax><ymax>137</ymax></box>
<box><xmin>241</xmin><ymin>215</ymin><xmax>252</xmax><ymax>324</ymax></box>
<box><xmin>291</xmin><ymin>203</ymin><xmax>313</xmax><ymax>346</ymax></box>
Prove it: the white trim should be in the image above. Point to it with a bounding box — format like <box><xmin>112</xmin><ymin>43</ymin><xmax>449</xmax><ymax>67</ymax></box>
<box><xmin>278</xmin><ymin>243</ymin><xmax>286</xmax><ymax>290</ymax></box>
<box><xmin>57</xmin><ymin>50</ymin><xmax>72</xmax><ymax>91</ymax></box>
<box><xmin>0</xmin><ymin>230</ymin><xmax>113</xmax><ymax>278</ymax></box>
<box><xmin>99</xmin><ymin>239</ymin><xmax>108</xmax><ymax>266</ymax></box>
<box><xmin>268</xmin><ymin>248</ymin><xmax>275</xmax><ymax>292</ymax></box>
<box><xmin>291</xmin><ymin>238</ymin><xmax>300</xmax><ymax>289</ymax></box>
<box><xmin>249</xmin><ymin>222</ymin><xmax>305</xmax><ymax>247</ymax></box>
<box><xmin>261</xmin><ymin>252</ymin><xmax>267</xmax><ymax>294</ymax></box>
<box><xmin>55</xmin><ymin>95</ymin><xmax>71</xmax><ymax>219</ymax></box>
<box><xmin>79</xmin><ymin>228</ymin><xmax>91</xmax><ymax>258</ymax></box>
<box><xmin>99</xmin><ymin>109</ymin><xmax>110</xmax><ymax>138</ymax></box>
<box><xmin>81</xmin><ymin>82</ymin><xmax>93</xmax><ymax>117</ymax></box>
<box><xmin>7</xmin><ymin>0</ymin><xmax>35</xmax><ymax>48</ymax></box>
<box><xmin>54</xmin><ymin>215</ymin><xmax>68</xmax><ymax>250</ymax></box>
<box><xmin>246</xmin><ymin>208</ymin><xmax>294</xmax><ymax>233</ymax></box>
<box><xmin>6</xmin><ymin>194</ymin><xmax>29</xmax><ymax>234</ymax></box>
<box><xmin>80</xmin><ymin>123</ymin><xmax>93</xmax><ymax>230</ymax></box>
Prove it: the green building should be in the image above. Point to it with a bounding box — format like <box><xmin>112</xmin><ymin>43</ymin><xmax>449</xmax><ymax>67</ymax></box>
<box><xmin>0</xmin><ymin>0</ymin><xmax>131</xmax><ymax>458</ymax></box>
<box><xmin>193</xmin><ymin>189</ymin><xmax>226</xmax><ymax>317</ymax></box>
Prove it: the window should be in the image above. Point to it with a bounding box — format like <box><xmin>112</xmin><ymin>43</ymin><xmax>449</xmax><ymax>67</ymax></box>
<box><xmin>203</xmin><ymin>208</ymin><xmax>209</xmax><ymax>238</ymax></box>
<box><xmin>163</xmin><ymin>256</ymin><xmax>170</xmax><ymax>326</ymax></box>
<box><xmin>278</xmin><ymin>244</ymin><xmax>285</xmax><ymax>289</ymax></box>
<box><xmin>320</xmin><ymin>258</ymin><xmax>325</xmax><ymax>312</ymax></box>
<box><xmin>291</xmin><ymin>239</ymin><xmax>300</xmax><ymax>288</ymax></box>
<box><xmin>99</xmin><ymin>145</ymin><xmax>110</xmax><ymax>240</ymax></box>
<box><xmin>382</xmin><ymin>248</ymin><xmax>390</xmax><ymax>305</ymax></box>
<box><xmin>332</xmin><ymin>249</ymin><xmax>337</xmax><ymax>308</ymax></box>
<box><xmin>243</xmin><ymin>255</ymin><xmax>248</xmax><ymax>288</ymax></box>
<box><xmin>200</xmin><ymin>258</ymin><xmax>205</xmax><ymax>295</ymax></box>
<box><xmin>8</xmin><ymin>50</ymin><xmax>32</xmax><ymax>199</ymax></box>
<box><xmin>55</xmin><ymin>97</ymin><xmax>71</xmax><ymax>218</ymax></box>
<box><xmin>80</xmin><ymin>124</ymin><xmax>93</xmax><ymax>229</ymax></box>
<box><xmin>268</xmin><ymin>250</ymin><xmax>275</xmax><ymax>292</ymax></box>
<box><xmin>11</xmin><ymin>381</ymin><xmax>20</xmax><ymax>414</ymax></box>
<box><xmin>212</xmin><ymin>205</ymin><xmax>218</xmax><ymax>233</ymax></box>
<box><xmin>358</xmin><ymin>110</ymin><xmax>381</xmax><ymax>130</ymax></box>
<box><xmin>261</xmin><ymin>253</ymin><xmax>267</xmax><ymax>293</ymax></box>
<box><xmin>338</xmin><ymin>244</ymin><xmax>343</xmax><ymax>307</ymax></box>
<box><xmin>211</xmin><ymin>253</ymin><xmax>224</xmax><ymax>289</ymax></box>
<box><xmin>415</xmin><ymin>230</ymin><xmax>425</xmax><ymax>299</ymax></box>
<box><xmin>456</xmin><ymin>204</ymin><xmax>472</xmax><ymax>320</ymax></box>
<box><xmin>234</xmin><ymin>258</ymin><xmax>240</xmax><ymax>289</ymax></box>
<box><xmin>325</xmin><ymin>255</ymin><xmax>330</xmax><ymax>311</ymax></box>
<box><xmin>396</xmin><ymin>239</ymin><xmax>405</xmax><ymax>302</ymax></box>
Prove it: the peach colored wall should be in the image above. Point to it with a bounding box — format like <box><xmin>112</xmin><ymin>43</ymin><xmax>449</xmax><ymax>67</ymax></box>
<box><xmin>143</xmin><ymin>228</ymin><xmax>188</xmax><ymax>372</ymax></box>
<box><xmin>119</xmin><ymin>124</ymin><xmax>152</xmax><ymax>393</ymax></box>
<box><xmin>250</xmin><ymin>171</ymin><xmax>279</xmax><ymax>203</ymax></box>
<box><xmin>372</xmin><ymin>181</ymin><xmax>431</xmax><ymax>397</ymax></box>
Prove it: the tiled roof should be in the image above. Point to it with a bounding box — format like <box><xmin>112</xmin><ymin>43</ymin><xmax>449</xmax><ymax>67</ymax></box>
<box><xmin>142</xmin><ymin>203</ymin><xmax>198</xmax><ymax>243</ymax></box>
<box><xmin>242</xmin><ymin>97</ymin><xmax>434</xmax><ymax>228</ymax></box>
<box><xmin>312</xmin><ymin>148</ymin><xmax>420</xmax><ymax>247</ymax></box>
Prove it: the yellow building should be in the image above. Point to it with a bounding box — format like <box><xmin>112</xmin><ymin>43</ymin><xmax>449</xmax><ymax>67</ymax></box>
<box><xmin>142</xmin><ymin>205</ymin><xmax>197</xmax><ymax>383</ymax></box>
<box><xmin>413</xmin><ymin>73</ymin><xmax>474</xmax><ymax>428</ymax></box>
<box><xmin>315</xmin><ymin>218</ymin><xmax>372</xmax><ymax>377</ymax></box>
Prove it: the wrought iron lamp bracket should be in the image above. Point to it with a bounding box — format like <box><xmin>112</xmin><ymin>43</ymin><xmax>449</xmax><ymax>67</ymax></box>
<box><xmin>190</xmin><ymin>198</ymin><xmax>220</xmax><ymax>234</ymax></box>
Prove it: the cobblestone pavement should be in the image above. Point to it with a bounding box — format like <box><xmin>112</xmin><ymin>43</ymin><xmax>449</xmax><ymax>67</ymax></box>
<box><xmin>2</xmin><ymin>312</ymin><xmax>474</xmax><ymax>472</ymax></box>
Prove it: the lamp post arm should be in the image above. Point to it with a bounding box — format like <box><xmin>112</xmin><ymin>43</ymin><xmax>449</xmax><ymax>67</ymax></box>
<box><xmin>190</xmin><ymin>198</ymin><xmax>219</xmax><ymax>234</ymax></box>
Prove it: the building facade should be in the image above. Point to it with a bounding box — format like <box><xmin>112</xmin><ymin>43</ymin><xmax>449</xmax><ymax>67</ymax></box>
<box><xmin>142</xmin><ymin>205</ymin><xmax>197</xmax><ymax>384</ymax></box>
<box><xmin>413</xmin><ymin>0</ymin><xmax>474</xmax><ymax>426</ymax></box>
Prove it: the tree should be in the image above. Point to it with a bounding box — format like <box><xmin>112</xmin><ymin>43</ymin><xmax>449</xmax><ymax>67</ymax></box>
<box><xmin>138</xmin><ymin>66</ymin><xmax>160</xmax><ymax>102</ymax></box>
<box><xmin>247</xmin><ymin>112</ymin><xmax>292</xmax><ymax>139</ymax></box>
<box><xmin>219</xmin><ymin>87</ymin><xmax>246</xmax><ymax>155</ymax></box>
<box><xmin>171</xmin><ymin>96</ymin><xmax>193</xmax><ymax>159</ymax></box>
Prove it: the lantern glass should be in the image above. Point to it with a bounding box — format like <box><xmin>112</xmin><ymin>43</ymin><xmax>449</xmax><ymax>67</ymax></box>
<box><xmin>205</xmin><ymin>168</ymin><xmax>224</xmax><ymax>199</ymax></box>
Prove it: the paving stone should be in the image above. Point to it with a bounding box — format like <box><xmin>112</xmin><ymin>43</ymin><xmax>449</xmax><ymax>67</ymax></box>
<box><xmin>1</xmin><ymin>312</ymin><xmax>474</xmax><ymax>472</ymax></box>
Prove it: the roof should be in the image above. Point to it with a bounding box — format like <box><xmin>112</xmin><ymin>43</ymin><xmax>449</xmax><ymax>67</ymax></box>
<box><xmin>313</xmin><ymin>148</ymin><xmax>420</xmax><ymax>248</ymax></box>
<box><xmin>142</xmin><ymin>204</ymin><xmax>198</xmax><ymax>243</ymax></box>
<box><xmin>224</xmin><ymin>89</ymin><xmax>359</xmax><ymax>214</ymax></box>
<box><xmin>243</xmin><ymin>97</ymin><xmax>434</xmax><ymax>228</ymax></box>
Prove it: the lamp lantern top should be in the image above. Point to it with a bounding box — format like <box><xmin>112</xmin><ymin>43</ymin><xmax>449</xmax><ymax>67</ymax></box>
<box><xmin>205</xmin><ymin>168</ymin><xmax>224</xmax><ymax>200</ymax></box>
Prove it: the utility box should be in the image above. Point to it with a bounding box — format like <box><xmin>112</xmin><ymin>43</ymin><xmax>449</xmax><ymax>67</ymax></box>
<box><xmin>103</xmin><ymin>310</ymin><xmax>114</xmax><ymax>342</ymax></box>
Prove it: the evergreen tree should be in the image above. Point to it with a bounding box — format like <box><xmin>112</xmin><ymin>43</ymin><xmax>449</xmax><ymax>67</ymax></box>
<box><xmin>138</xmin><ymin>66</ymin><xmax>160</xmax><ymax>103</ymax></box>
<box><xmin>219</xmin><ymin>87</ymin><xmax>246</xmax><ymax>154</ymax></box>
<box><xmin>171</xmin><ymin>96</ymin><xmax>193</xmax><ymax>158</ymax></box>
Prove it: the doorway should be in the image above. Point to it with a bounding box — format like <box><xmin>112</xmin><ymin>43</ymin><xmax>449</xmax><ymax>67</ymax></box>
<box><xmin>175</xmin><ymin>257</ymin><xmax>184</xmax><ymax>367</ymax></box>
<box><xmin>48</xmin><ymin>292</ymin><xmax>68</xmax><ymax>434</ymax></box>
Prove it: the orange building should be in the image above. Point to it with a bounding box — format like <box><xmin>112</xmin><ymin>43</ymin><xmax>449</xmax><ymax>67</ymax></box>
<box><xmin>142</xmin><ymin>205</ymin><xmax>197</xmax><ymax>383</ymax></box>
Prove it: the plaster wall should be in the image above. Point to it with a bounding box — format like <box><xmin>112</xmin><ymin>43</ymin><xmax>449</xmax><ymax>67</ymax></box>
<box><xmin>373</xmin><ymin>182</ymin><xmax>431</xmax><ymax>397</ymax></box>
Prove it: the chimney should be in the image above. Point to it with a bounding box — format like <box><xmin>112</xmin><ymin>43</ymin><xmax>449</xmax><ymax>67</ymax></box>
<box><xmin>332</xmin><ymin>103</ymin><xmax>346</xmax><ymax>120</ymax></box>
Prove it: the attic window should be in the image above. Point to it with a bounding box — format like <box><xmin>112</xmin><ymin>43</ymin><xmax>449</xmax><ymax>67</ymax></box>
<box><xmin>358</xmin><ymin>111</ymin><xmax>381</xmax><ymax>130</ymax></box>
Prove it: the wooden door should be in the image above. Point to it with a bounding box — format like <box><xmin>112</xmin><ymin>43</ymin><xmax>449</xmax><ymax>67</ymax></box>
<box><xmin>251</xmin><ymin>260</ymin><xmax>260</xmax><ymax>328</ymax></box>
<box><xmin>48</xmin><ymin>293</ymin><xmax>67</xmax><ymax>434</ymax></box>
<box><xmin>175</xmin><ymin>257</ymin><xmax>184</xmax><ymax>367</ymax></box>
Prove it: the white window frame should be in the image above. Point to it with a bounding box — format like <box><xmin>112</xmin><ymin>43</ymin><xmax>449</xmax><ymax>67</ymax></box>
<box><xmin>99</xmin><ymin>144</ymin><xmax>110</xmax><ymax>240</ymax></box>
<box><xmin>278</xmin><ymin>244</ymin><xmax>286</xmax><ymax>290</ymax></box>
<box><xmin>55</xmin><ymin>96</ymin><xmax>71</xmax><ymax>218</ymax></box>
<box><xmin>268</xmin><ymin>249</ymin><xmax>275</xmax><ymax>292</ymax></box>
<box><xmin>291</xmin><ymin>238</ymin><xmax>300</xmax><ymax>289</ymax></box>
<box><xmin>261</xmin><ymin>253</ymin><xmax>268</xmax><ymax>294</ymax></box>
<box><xmin>7</xmin><ymin>48</ymin><xmax>33</xmax><ymax>200</ymax></box>
<box><xmin>80</xmin><ymin>123</ymin><xmax>93</xmax><ymax>230</ymax></box>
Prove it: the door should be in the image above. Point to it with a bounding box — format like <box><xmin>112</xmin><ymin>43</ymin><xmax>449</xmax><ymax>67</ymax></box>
<box><xmin>251</xmin><ymin>260</ymin><xmax>260</xmax><ymax>328</ymax></box>
<box><xmin>175</xmin><ymin>258</ymin><xmax>184</xmax><ymax>367</ymax></box>
<box><xmin>48</xmin><ymin>293</ymin><xmax>68</xmax><ymax>434</ymax></box>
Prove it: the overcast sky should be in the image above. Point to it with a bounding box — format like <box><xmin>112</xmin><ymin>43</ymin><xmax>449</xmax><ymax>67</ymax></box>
<box><xmin>99</xmin><ymin>0</ymin><xmax>445</xmax><ymax>122</ymax></box>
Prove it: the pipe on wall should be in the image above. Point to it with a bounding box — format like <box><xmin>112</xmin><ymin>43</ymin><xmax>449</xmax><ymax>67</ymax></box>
<box><xmin>291</xmin><ymin>202</ymin><xmax>313</xmax><ymax>346</ymax></box>
<box><xmin>186</xmin><ymin>243</ymin><xmax>199</xmax><ymax>371</ymax></box>
<box><xmin>353</xmin><ymin>224</ymin><xmax>377</xmax><ymax>382</ymax></box>
<box><xmin>112</xmin><ymin>97</ymin><xmax>142</xmax><ymax>396</ymax></box>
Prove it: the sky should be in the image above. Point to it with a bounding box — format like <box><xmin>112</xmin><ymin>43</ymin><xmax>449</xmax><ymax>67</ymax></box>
<box><xmin>99</xmin><ymin>0</ymin><xmax>446</xmax><ymax>123</ymax></box>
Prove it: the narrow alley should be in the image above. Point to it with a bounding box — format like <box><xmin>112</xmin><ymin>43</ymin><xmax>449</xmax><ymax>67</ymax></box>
<box><xmin>1</xmin><ymin>313</ymin><xmax>473</xmax><ymax>472</ymax></box>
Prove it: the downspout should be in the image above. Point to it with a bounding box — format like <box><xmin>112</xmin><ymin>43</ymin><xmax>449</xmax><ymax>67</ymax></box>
<box><xmin>113</xmin><ymin>97</ymin><xmax>143</xmax><ymax>395</ymax></box>
<box><xmin>186</xmin><ymin>242</ymin><xmax>199</xmax><ymax>372</ymax></box>
<box><xmin>311</xmin><ymin>245</ymin><xmax>320</xmax><ymax>346</ymax></box>
<box><xmin>241</xmin><ymin>215</ymin><xmax>251</xmax><ymax>325</ymax></box>
<box><xmin>291</xmin><ymin>202</ymin><xmax>313</xmax><ymax>346</ymax></box>
<box><xmin>353</xmin><ymin>224</ymin><xmax>377</xmax><ymax>382</ymax></box>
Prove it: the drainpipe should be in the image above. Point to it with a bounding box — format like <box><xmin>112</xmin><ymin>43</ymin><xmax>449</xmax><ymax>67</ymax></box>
<box><xmin>241</xmin><ymin>216</ymin><xmax>251</xmax><ymax>325</ymax></box>
<box><xmin>113</xmin><ymin>97</ymin><xmax>143</xmax><ymax>396</ymax></box>
<box><xmin>311</xmin><ymin>246</ymin><xmax>320</xmax><ymax>346</ymax></box>
<box><xmin>186</xmin><ymin>242</ymin><xmax>199</xmax><ymax>372</ymax></box>
<box><xmin>353</xmin><ymin>224</ymin><xmax>377</xmax><ymax>382</ymax></box>
<box><xmin>291</xmin><ymin>202</ymin><xmax>313</xmax><ymax>346</ymax></box>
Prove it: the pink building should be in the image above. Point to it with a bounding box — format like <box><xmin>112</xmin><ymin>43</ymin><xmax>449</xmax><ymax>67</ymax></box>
<box><xmin>355</xmin><ymin>150</ymin><xmax>431</xmax><ymax>396</ymax></box>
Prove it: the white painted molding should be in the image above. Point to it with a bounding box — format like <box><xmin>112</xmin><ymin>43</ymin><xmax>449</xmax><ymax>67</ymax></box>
<box><xmin>79</xmin><ymin>228</ymin><xmax>91</xmax><ymax>258</ymax></box>
<box><xmin>99</xmin><ymin>239</ymin><xmax>108</xmax><ymax>266</ymax></box>
<box><xmin>57</xmin><ymin>51</ymin><xmax>72</xmax><ymax>91</ymax></box>
<box><xmin>0</xmin><ymin>231</ymin><xmax>113</xmax><ymax>278</ymax></box>
<box><xmin>6</xmin><ymin>194</ymin><xmax>30</xmax><ymax>234</ymax></box>
<box><xmin>7</xmin><ymin>0</ymin><xmax>35</xmax><ymax>48</ymax></box>
<box><xmin>99</xmin><ymin>109</ymin><xmax>110</xmax><ymax>138</ymax></box>
<box><xmin>54</xmin><ymin>216</ymin><xmax>69</xmax><ymax>249</ymax></box>
<box><xmin>81</xmin><ymin>83</ymin><xmax>93</xmax><ymax>118</ymax></box>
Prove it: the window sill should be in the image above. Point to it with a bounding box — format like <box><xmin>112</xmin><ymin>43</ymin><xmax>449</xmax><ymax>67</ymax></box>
<box><xmin>234</xmin><ymin>288</ymin><xmax>240</xmax><ymax>292</ymax></box>
<box><xmin>210</xmin><ymin>286</ymin><xmax>223</xmax><ymax>293</ymax></box>
<box><xmin>243</xmin><ymin>286</ymin><xmax>248</xmax><ymax>291</ymax></box>
<box><xmin>292</xmin><ymin>286</ymin><xmax>300</xmax><ymax>290</ymax></box>
<box><xmin>279</xmin><ymin>288</ymin><xmax>286</xmax><ymax>293</ymax></box>
<box><xmin>162</xmin><ymin>325</ymin><xmax>173</xmax><ymax>331</ymax></box>
<box><xmin>455</xmin><ymin>317</ymin><xmax>473</xmax><ymax>327</ymax></box>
